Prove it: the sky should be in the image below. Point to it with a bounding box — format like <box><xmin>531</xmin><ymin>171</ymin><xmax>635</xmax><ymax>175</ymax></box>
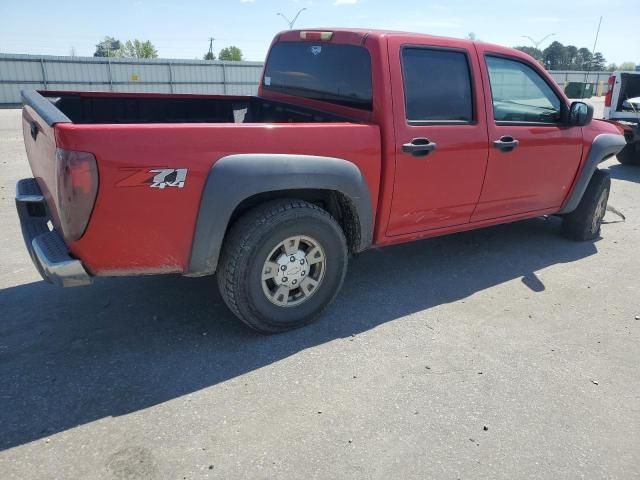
<box><xmin>0</xmin><ymin>0</ymin><xmax>638</xmax><ymax>65</ymax></box>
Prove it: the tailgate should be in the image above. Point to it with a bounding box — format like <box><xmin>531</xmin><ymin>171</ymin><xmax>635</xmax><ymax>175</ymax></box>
<box><xmin>21</xmin><ymin>90</ymin><xmax>72</xmax><ymax>231</ymax></box>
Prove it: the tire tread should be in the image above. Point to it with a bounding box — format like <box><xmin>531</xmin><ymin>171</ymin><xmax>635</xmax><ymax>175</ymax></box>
<box><xmin>217</xmin><ymin>199</ymin><xmax>346</xmax><ymax>333</ymax></box>
<box><xmin>617</xmin><ymin>143</ymin><xmax>640</xmax><ymax>165</ymax></box>
<box><xmin>562</xmin><ymin>169</ymin><xmax>611</xmax><ymax>241</ymax></box>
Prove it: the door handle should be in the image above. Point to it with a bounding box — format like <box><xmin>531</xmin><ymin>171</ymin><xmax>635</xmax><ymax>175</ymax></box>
<box><xmin>493</xmin><ymin>136</ymin><xmax>519</xmax><ymax>152</ymax></box>
<box><xmin>402</xmin><ymin>137</ymin><xmax>437</xmax><ymax>157</ymax></box>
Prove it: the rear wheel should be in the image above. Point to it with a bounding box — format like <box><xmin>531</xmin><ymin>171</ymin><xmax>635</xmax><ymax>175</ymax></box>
<box><xmin>562</xmin><ymin>170</ymin><xmax>611</xmax><ymax>241</ymax></box>
<box><xmin>617</xmin><ymin>142</ymin><xmax>640</xmax><ymax>165</ymax></box>
<box><xmin>217</xmin><ymin>199</ymin><xmax>348</xmax><ymax>334</ymax></box>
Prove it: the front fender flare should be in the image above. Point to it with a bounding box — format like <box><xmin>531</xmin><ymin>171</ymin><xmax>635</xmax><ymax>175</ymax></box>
<box><xmin>558</xmin><ymin>133</ymin><xmax>626</xmax><ymax>214</ymax></box>
<box><xmin>187</xmin><ymin>154</ymin><xmax>374</xmax><ymax>276</ymax></box>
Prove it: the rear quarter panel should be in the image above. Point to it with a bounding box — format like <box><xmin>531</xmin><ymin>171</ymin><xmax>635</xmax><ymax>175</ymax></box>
<box><xmin>55</xmin><ymin>123</ymin><xmax>381</xmax><ymax>275</ymax></box>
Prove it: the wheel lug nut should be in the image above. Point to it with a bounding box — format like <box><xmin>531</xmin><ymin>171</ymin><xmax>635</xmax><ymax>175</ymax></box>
<box><xmin>301</xmin><ymin>271</ymin><xmax>306</xmax><ymax>276</ymax></box>
<box><xmin>300</xmin><ymin>259</ymin><xmax>305</xmax><ymax>265</ymax></box>
<box><xmin>282</xmin><ymin>277</ymin><xmax>288</xmax><ymax>282</ymax></box>
<box><xmin>290</xmin><ymin>256</ymin><xmax>296</xmax><ymax>262</ymax></box>
<box><xmin>281</xmin><ymin>265</ymin><xmax>287</xmax><ymax>271</ymax></box>
<box><xmin>292</xmin><ymin>279</ymin><xmax>297</xmax><ymax>285</ymax></box>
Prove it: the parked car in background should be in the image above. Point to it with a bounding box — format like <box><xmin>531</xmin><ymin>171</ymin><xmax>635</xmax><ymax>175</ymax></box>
<box><xmin>16</xmin><ymin>29</ymin><xmax>626</xmax><ymax>333</ymax></box>
<box><xmin>604</xmin><ymin>71</ymin><xmax>640</xmax><ymax>164</ymax></box>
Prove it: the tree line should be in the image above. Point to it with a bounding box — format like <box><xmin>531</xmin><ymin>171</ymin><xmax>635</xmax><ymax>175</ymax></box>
<box><xmin>93</xmin><ymin>36</ymin><xmax>244</xmax><ymax>61</ymax></box>
<box><xmin>92</xmin><ymin>35</ymin><xmax>635</xmax><ymax>70</ymax></box>
<box><xmin>514</xmin><ymin>41</ymin><xmax>636</xmax><ymax>72</ymax></box>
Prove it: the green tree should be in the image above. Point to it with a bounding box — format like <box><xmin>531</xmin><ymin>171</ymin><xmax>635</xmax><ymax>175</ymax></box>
<box><xmin>619</xmin><ymin>62</ymin><xmax>637</xmax><ymax>71</ymax></box>
<box><xmin>203</xmin><ymin>51</ymin><xmax>216</xmax><ymax>60</ymax></box>
<box><xmin>542</xmin><ymin>41</ymin><xmax>568</xmax><ymax>69</ymax></box>
<box><xmin>592</xmin><ymin>52</ymin><xmax>606</xmax><ymax>71</ymax></box>
<box><xmin>218</xmin><ymin>46</ymin><xmax>243</xmax><ymax>61</ymax></box>
<box><xmin>94</xmin><ymin>36</ymin><xmax>121</xmax><ymax>57</ymax></box>
<box><xmin>565</xmin><ymin>45</ymin><xmax>578</xmax><ymax>68</ymax></box>
<box><xmin>576</xmin><ymin>48</ymin><xmax>593</xmax><ymax>70</ymax></box>
<box><xmin>514</xmin><ymin>46</ymin><xmax>543</xmax><ymax>61</ymax></box>
<box><xmin>606</xmin><ymin>63</ymin><xmax>618</xmax><ymax>71</ymax></box>
<box><xmin>120</xmin><ymin>39</ymin><xmax>158</xmax><ymax>59</ymax></box>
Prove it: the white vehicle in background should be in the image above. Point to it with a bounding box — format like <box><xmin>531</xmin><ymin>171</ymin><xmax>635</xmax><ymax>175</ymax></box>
<box><xmin>604</xmin><ymin>71</ymin><xmax>640</xmax><ymax>165</ymax></box>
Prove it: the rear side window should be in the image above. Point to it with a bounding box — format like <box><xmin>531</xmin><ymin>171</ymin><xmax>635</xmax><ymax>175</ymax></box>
<box><xmin>263</xmin><ymin>42</ymin><xmax>372</xmax><ymax>110</ymax></box>
<box><xmin>401</xmin><ymin>48</ymin><xmax>473</xmax><ymax>123</ymax></box>
<box><xmin>485</xmin><ymin>55</ymin><xmax>561</xmax><ymax>123</ymax></box>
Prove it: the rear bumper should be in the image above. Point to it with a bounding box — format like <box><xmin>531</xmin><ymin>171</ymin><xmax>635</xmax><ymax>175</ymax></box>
<box><xmin>15</xmin><ymin>178</ymin><xmax>92</xmax><ymax>287</ymax></box>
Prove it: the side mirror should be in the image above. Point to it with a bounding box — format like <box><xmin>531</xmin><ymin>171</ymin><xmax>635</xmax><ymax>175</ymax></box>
<box><xmin>567</xmin><ymin>101</ymin><xmax>594</xmax><ymax>126</ymax></box>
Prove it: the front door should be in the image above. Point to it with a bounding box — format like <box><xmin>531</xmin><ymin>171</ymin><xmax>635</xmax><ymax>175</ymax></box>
<box><xmin>471</xmin><ymin>48</ymin><xmax>584</xmax><ymax>221</ymax></box>
<box><xmin>386</xmin><ymin>37</ymin><xmax>489</xmax><ymax>237</ymax></box>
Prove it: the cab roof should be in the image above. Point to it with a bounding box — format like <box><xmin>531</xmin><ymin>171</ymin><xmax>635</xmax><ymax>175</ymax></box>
<box><xmin>279</xmin><ymin>27</ymin><xmax>476</xmax><ymax>46</ymax></box>
<box><xmin>274</xmin><ymin>28</ymin><xmax>534</xmax><ymax>63</ymax></box>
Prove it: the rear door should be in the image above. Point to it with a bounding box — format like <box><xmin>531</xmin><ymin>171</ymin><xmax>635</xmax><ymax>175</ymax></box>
<box><xmin>386</xmin><ymin>36</ymin><xmax>489</xmax><ymax>236</ymax></box>
<box><xmin>471</xmin><ymin>47</ymin><xmax>583</xmax><ymax>221</ymax></box>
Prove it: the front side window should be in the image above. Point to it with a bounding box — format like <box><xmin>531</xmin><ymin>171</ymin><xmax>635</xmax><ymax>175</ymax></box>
<box><xmin>401</xmin><ymin>47</ymin><xmax>474</xmax><ymax>123</ymax></box>
<box><xmin>486</xmin><ymin>55</ymin><xmax>562</xmax><ymax>123</ymax></box>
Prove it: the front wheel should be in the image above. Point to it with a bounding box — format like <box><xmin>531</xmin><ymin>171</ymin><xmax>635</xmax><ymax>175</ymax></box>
<box><xmin>617</xmin><ymin>142</ymin><xmax>640</xmax><ymax>165</ymax></box>
<box><xmin>562</xmin><ymin>170</ymin><xmax>611</xmax><ymax>241</ymax></box>
<box><xmin>216</xmin><ymin>199</ymin><xmax>348</xmax><ymax>334</ymax></box>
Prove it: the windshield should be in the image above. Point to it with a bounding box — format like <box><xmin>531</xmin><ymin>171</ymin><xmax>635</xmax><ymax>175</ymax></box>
<box><xmin>263</xmin><ymin>42</ymin><xmax>373</xmax><ymax>110</ymax></box>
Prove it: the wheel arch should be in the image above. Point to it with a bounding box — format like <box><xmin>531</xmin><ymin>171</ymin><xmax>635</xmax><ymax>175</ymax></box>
<box><xmin>187</xmin><ymin>154</ymin><xmax>374</xmax><ymax>276</ymax></box>
<box><xmin>559</xmin><ymin>133</ymin><xmax>626</xmax><ymax>214</ymax></box>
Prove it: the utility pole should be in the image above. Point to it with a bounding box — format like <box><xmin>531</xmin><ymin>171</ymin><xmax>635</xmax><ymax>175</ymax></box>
<box><xmin>583</xmin><ymin>16</ymin><xmax>603</xmax><ymax>83</ymax></box>
<box><xmin>277</xmin><ymin>8</ymin><xmax>307</xmax><ymax>29</ymax></box>
<box><xmin>521</xmin><ymin>33</ymin><xmax>556</xmax><ymax>50</ymax></box>
<box><xmin>207</xmin><ymin>37</ymin><xmax>215</xmax><ymax>58</ymax></box>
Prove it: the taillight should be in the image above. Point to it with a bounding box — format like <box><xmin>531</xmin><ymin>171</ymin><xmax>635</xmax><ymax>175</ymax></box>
<box><xmin>55</xmin><ymin>148</ymin><xmax>98</xmax><ymax>241</ymax></box>
<box><xmin>604</xmin><ymin>75</ymin><xmax>615</xmax><ymax>107</ymax></box>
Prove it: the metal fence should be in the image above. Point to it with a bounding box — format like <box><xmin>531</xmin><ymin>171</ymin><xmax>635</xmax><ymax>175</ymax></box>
<box><xmin>0</xmin><ymin>51</ymin><xmax>614</xmax><ymax>107</ymax></box>
<box><xmin>489</xmin><ymin>69</ymin><xmax>613</xmax><ymax>102</ymax></box>
<box><xmin>548</xmin><ymin>71</ymin><xmax>613</xmax><ymax>95</ymax></box>
<box><xmin>0</xmin><ymin>53</ymin><xmax>265</xmax><ymax>106</ymax></box>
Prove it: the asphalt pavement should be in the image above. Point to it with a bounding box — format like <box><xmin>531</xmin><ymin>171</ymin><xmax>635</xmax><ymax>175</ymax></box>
<box><xmin>1</xmin><ymin>99</ymin><xmax>639</xmax><ymax>479</ymax></box>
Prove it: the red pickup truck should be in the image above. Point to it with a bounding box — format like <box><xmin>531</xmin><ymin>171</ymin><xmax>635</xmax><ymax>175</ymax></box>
<box><xmin>16</xmin><ymin>29</ymin><xmax>626</xmax><ymax>333</ymax></box>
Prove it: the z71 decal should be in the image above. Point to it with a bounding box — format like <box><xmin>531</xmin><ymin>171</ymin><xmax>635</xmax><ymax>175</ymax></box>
<box><xmin>150</xmin><ymin>168</ymin><xmax>188</xmax><ymax>189</ymax></box>
<box><xmin>117</xmin><ymin>168</ymin><xmax>188</xmax><ymax>189</ymax></box>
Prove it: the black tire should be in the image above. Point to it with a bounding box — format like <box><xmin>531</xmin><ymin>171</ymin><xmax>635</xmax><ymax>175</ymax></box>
<box><xmin>216</xmin><ymin>199</ymin><xmax>348</xmax><ymax>334</ymax></box>
<box><xmin>617</xmin><ymin>142</ymin><xmax>640</xmax><ymax>165</ymax></box>
<box><xmin>562</xmin><ymin>169</ymin><xmax>611</xmax><ymax>241</ymax></box>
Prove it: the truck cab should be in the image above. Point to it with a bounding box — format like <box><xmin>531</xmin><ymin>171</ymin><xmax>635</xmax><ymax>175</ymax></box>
<box><xmin>260</xmin><ymin>30</ymin><xmax>622</xmax><ymax>240</ymax></box>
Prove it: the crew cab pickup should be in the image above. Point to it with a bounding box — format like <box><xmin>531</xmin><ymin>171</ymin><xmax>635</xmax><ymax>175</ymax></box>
<box><xmin>16</xmin><ymin>29</ymin><xmax>626</xmax><ymax>333</ymax></box>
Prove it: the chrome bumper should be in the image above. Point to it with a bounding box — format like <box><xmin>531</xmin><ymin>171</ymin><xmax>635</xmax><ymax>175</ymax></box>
<box><xmin>15</xmin><ymin>178</ymin><xmax>92</xmax><ymax>287</ymax></box>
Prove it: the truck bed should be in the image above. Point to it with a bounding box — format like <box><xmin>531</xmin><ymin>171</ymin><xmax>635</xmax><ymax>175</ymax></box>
<box><xmin>21</xmin><ymin>89</ymin><xmax>381</xmax><ymax>276</ymax></box>
<box><xmin>35</xmin><ymin>91</ymin><xmax>352</xmax><ymax>125</ymax></box>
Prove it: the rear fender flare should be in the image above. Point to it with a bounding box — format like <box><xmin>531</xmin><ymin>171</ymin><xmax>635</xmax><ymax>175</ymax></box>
<box><xmin>187</xmin><ymin>154</ymin><xmax>373</xmax><ymax>276</ymax></box>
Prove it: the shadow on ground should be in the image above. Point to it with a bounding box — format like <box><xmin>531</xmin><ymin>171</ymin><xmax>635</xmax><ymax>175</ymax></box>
<box><xmin>0</xmin><ymin>217</ymin><xmax>597</xmax><ymax>450</ymax></box>
<box><xmin>606</xmin><ymin>163</ymin><xmax>640</xmax><ymax>183</ymax></box>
